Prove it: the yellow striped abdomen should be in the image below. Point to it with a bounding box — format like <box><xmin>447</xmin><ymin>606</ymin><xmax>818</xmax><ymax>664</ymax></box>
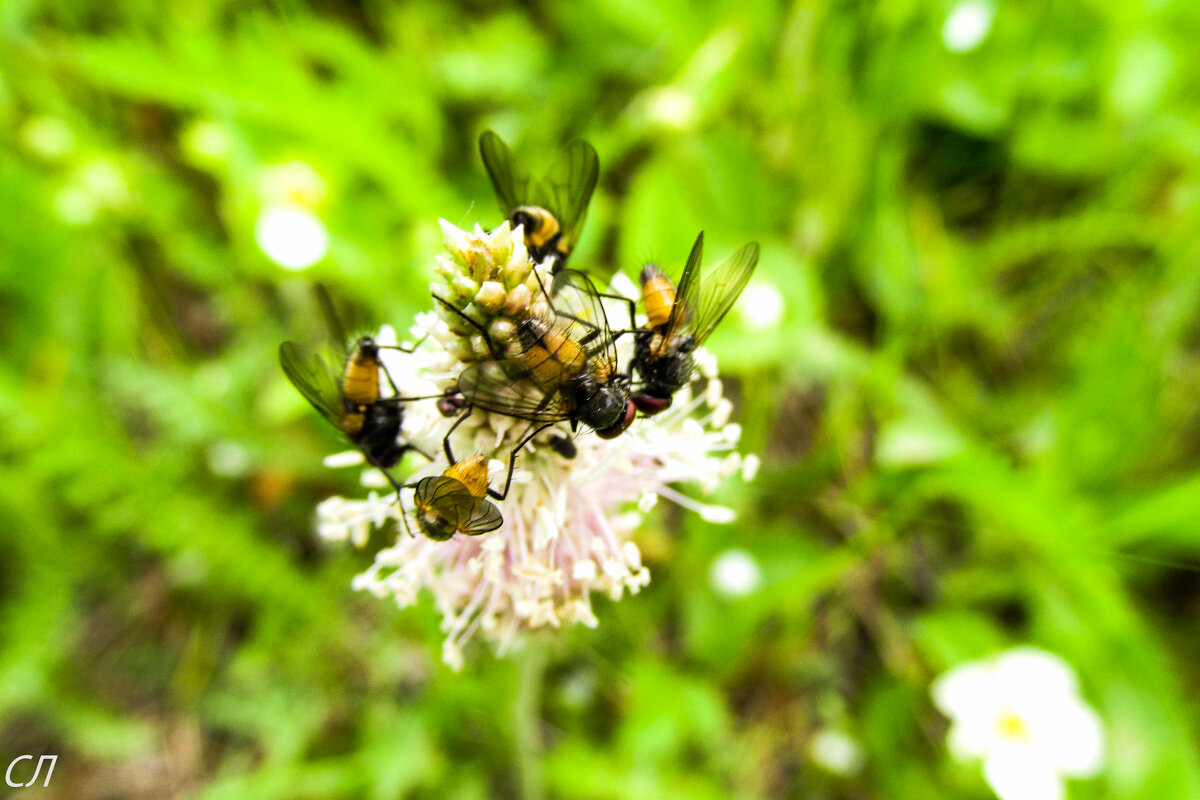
<box><xmin>521</xmin><ymin>323</ymin><xmax>586</xmax><ymax>389</ymax></box>
<box><xmin>445</xmin><ymin>455</ymin><xmax>490</xmax><ymax>499</ymax></box>
<box><xmin>513</xmin><ymin>206</ymin><xmax>561</xmax><ymax>249</ymax></box>
<box><xmin>343</xmin><ymin>343</ymin><xmax>381</xmax><ymax>406</ymax></box>
<box><xmin>640</xmin><ymin>264</ymin><xmax>677</xmax><ymax>330</ymax></box>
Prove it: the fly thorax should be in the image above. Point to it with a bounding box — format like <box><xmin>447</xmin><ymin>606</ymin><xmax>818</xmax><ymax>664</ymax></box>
<box><xmin>355</xmin><ymin>402</ymin><xmax>408</xmax><ymax>468</ymax></box>
<box><xmin>573</xmin><ymin>374</ymin><xmax>629</xmax><ymax>432</ymax></box>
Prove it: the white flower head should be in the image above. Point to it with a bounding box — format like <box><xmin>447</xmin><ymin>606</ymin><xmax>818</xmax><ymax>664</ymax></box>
<box><xmin>709</xmin><ymin>548</ymin><xmax>762</xmax><ymax>597</ymax></box>
<box><xmin>931</xmin><ymin>647</ymin><xmax>1105</xmax><ymax>800</ymax></box>
<box><xmin>809</xmin><ymin>728</ymin><xmax>865</xmax><ymax>776</ymax></box>
<box><xmin>943</xmin><ymin>0</ymin><xmax>995</xmax><ymax>53</ymax></box>
<box><xmin>256</xmin><ymin>206</ymin><xmax>329</xmax><ymax>270</ymax></box>
<box><xmin>316</xmin><ymin>220</ymin><xmax>754</xmax><ymax>668</ymax></box>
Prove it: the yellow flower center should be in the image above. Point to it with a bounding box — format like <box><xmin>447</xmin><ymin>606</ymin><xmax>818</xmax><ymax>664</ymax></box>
<box><xmin>996</xmin><ymin>709</ymin><xmax>1028</xmax><ymax>741</ymax></box>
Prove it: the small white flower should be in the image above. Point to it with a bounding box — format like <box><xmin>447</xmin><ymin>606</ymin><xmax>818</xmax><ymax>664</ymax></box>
<box><xmin>19</xmin><ymin>116</ymin><xmax>74</xmax><ymax>160</ymax></box>
<box><xmin>943</xmin><ymin>0</ymin><xmax>995</xmax><ymax>53</ymax></box>
<box><xmin>256</xmin><ymin>206</ymin><xmax>329</xmax><ymax>270</ymax></box>
<box><xmin>736</xmin><ymin>280</ymin><xmax>784</xmax><ymax>331</ymax></box>
<box><xmin>709</xmin><ymin>548</ymin><xmax>762</xmax><ymax>597</ymax></box>
<box><xmin>809</xmin><ymin>728</ymin><xmax>865</xmax><ymax>776</ymax></box>
<box><xmin>931</xmin><ymin>647</ymin><xmax>1105</xmax><ymax>800</ymax></box>
<box><xmin>180</xmin><ymin>119</ymin><xmax>233</xmax><ymax>166</ymax></box>
<box><xmin>316</xmin><ymin>221</ymin><xmax>755</xmax><ymax>668</ymax></box>
<box><xmin>646</xmin><ymin>87</ymin><xmax>696</xmax><ymax>129</ymax></box>
<box><xmin>259</xmin><ymin>160</ymin><xmax>327</xmax><ymax>207</ymax></box>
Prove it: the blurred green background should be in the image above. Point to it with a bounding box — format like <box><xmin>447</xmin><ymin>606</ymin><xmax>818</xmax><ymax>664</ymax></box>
<box><xmin>3</xmin><ymin>0</ymin><xmax>1200</xmax><ymax>797</ymax></box>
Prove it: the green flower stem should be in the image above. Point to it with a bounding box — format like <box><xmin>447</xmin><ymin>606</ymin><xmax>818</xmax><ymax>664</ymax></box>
<box><xmin>513</xmin><ymin>639</ymin><xmax>548</xmax><ymax>800</ymax></box>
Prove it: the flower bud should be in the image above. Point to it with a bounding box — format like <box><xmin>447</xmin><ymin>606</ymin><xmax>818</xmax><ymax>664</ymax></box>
<box><xmin>475</xmin><ymin>280</ymin><xmax>506</xmax><ymax>313</ymax></box>
<box><xmin>489</xmin><ymin>318</ymin><xmax>516</xmax><ymax>345</ymax></box>
<box><xmin>451</xmin><ymin>275</ymin><xmax>479</xmax><ymax>300</ymax></box>
<box><xmin>503</xmin><ymin>284</ymin><xmax>533</xmax><ymax>316</ymax></box>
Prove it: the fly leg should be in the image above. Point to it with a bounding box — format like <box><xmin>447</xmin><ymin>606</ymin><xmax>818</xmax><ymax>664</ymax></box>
<box><xmin>433</xmin><ymin>294</ymin><xmax>507</xmax><ymax>362</ymax></box>
<box><xmin>489</xmin><ymin>421</ymin><xmax>556</xmax><ymax>501</ymax></box>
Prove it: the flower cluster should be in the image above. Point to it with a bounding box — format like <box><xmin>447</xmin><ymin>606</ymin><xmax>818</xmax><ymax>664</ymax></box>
<box><xmin>315</xmin><ymin>220</ymin><xmax>755</xmax><ymax>669</ymax></box>
<box><xmin>932</xmin><ymin>647</ymin><xmax>1105</xmax><ymax>800</ymax></box>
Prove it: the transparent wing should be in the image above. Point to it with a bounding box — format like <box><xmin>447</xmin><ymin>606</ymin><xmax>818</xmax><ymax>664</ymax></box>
<box><xmin>665</xmin><ymin>232</ymin><xmax>706</xmax><ymax>341</ymax></box>
<box><xmin>415</xmin><ymin>476</ymin><xmax>503</xmax><ymax>536</ymax></box>
<box><xmin>279</xmin><ymin>341</ymin><xmax>344</xmax><ymax>427</ymax></box>
<box><xmin>479</xmin><ymin>130</ymin><xmax>534</xmax><ymax>215</ymax></box>
<box><xmin>534</xmin><ymin>139</ymin><xmax>599</xmax><ymax>251</ymax></box>
<box><xmin>689</xmin><ymin>241</ymin><xmax>760</xmax><ymax>345</ymax></box>
<box><xmin>458</xmin><ymin>496</ymin><xmax>503</xmax><ymax>535</ymax></box>
<box><xmin>546</xmin><ymin>269</ymin><xmax>617</xmax><ymax>373</ymax></box>
<box><xmin>457</xmin><ymin>359</ymin><xmax>570</xmax><ymax>422</ymax></box>
<box><xmin>314</xmin><ymin>284</ymin><xmax>350</xmax><ymax>363</ymax></box>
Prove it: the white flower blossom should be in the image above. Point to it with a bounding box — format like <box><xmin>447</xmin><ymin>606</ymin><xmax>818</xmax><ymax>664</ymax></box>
<box><xmin>931</xmin><ymin>647</ymin><xmax>1105</xmax><ymax>800</ymax></box>
<box><xmin>256</xmin><ymin>206</ymin><xmax>329</xmax><ymax>270</ymax></box>
<box><xmin>314</xmin><ymin>220</ymin><xmax>754</xmax><ymax>668</ymax></box>
<box><xmin>943</xmin><ymin>0</ymin><xmax>995</xmax><ymax>53</ymax></box>
<box><xmin>809</xmin><ymin>728</ymin><xmax>865</xmax><ymax>776</ymax></box>
<box><xmin>709</xmin><ymin>548</ymin><xmax>762</xmax><ymax>597</ymax></box>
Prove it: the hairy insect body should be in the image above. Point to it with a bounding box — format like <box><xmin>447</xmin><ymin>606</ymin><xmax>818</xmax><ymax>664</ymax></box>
<box><xmin>444</xmin><ymin>455</ymin><xmax>490</xmax><ymax>499</ymax></box>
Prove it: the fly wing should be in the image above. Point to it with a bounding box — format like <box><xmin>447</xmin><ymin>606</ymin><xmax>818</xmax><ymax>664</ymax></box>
<box><xmin>546</xmin><ymin>269</ymin><xmax>618</xmax><ymax>372</ymax></box>
<box><xmin>534</xmin><ymin>139</ymin><xmax>599</xmax><ymax>253</ymax></box>
<box><xmin>665</xmin><ymin>232</ymin><xmax>706</xmax><ymax>341</ymax></box>
<box><xmin>479</xmin><ymin>130</ymin><xmax>534</xmax><ymax>215</ymax></box>
<box><xmin>458</xmin><ymin>496</ymin><xmax>503</xmax><ymax>535</ymax></box>
<box><xmin>312</xmin><ymin>283</ymin><xmax>355</xmax><ymax>365</ymax></box>
<box><xmin>689</xmin><ymin>241</ymin><xmax>760</xmax><ymax>345</ymax></box>
<box><xmin>417</xmin><ymin>477</ymin><xmax>501</xmax><ymax>535</ymax></box>
<box><xmin>457</xmin><ymin>359</ymin><xmax>570</xmax><ymax>422</ymax></box>
<box><xmin>279</xmin><ymin>341</ymin><xmax>344</xmax><ymax>427</ymax></box>
<box><xmin>416</xmin><ymin>475</ymin><xmax>471</xmax><ymax>507</ymax></box>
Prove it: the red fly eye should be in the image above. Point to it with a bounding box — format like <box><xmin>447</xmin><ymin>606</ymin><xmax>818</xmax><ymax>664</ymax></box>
<box><xmin>632</xmin><ymin>393</ymin><xmax>673</xmax><ymax>416</ymax></box>
<box><xmin>437</xmin><ymin>391</ymin><xmax>465</xmax><ymax>417</ymax></box>
<box><xmin>597</xmin><ymin>402</ymin><xmax>637</xmax><ymax>439</ymax></box>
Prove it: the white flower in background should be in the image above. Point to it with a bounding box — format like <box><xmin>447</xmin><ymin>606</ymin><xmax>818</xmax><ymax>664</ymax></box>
<box><xmin>180</xmin><ymin>119</ymin><xmax>233</xmax><ymax>166</ymax></box>
<box><xmin>255</xmin><ymin>206</ymin><xmax>329</xmax><ymax>270</ymax></box>
<box><xmin>931</xmin><ymin>647</ymin><xmax>1105</xmax><ymax>800</ymax></box>
<box><xmin>18</xmin><ymin>115</ymin><xmax>74</xmax><ymax>161</ymax></box>
<box><xmin>709</xmin><ymin>548</ymin><xmax>762</xmax><ymax>597</ymax></box>
<box><xmin>943</xmin><ymin>0</ymin><xmax>995</xmax><ymax>53</ymax></box>
<box><xmin>52</xmin><ymin>157</ymin><xmax>133</xmax><ymax>226</ymax></box>
<box><xmin>646</xmin><ymin>87</ymin><xmax>696</xmax><ymax>129</ymax></box>
<box><xmin>259</xmin><ymin>160</ymin><xmax>327</xmax><ymax>208</ymax></box>
<box><xmin>809</xmin><ymin>728</ymin><xmax>865</xmax><ymax>776</ymax></box>
<box><xmin>255</xmin><ymin>161</ymin><xmax>330</xmax><ymax>270</ymax></box>
<box><xmin>316</xmin><ymin>220</ymin><xmax>753</xmax><ymax>669</ymax></box>
<box><xmin>736</xmin><ymin>280</ymin><xmax>784</xmax><ymax>331</ymax></box>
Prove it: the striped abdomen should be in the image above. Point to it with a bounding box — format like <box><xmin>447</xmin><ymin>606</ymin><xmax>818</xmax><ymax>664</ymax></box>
<box><xmin>444</xmin><ymin>455</ymin><xmax>490</xmax><ymax>499</ymax></box>
<box><xmin>639</xmin><ymin>263</ymin><xmax>677</xmax><ymax>330</ymax></box>
<box><xmin>512</xmin><ymin>206</ymin><xmax>561</xmax><ymax>251</ymax></box>
<box><xmin>518</xmin><ymin>318</ymin><xmax>587</xmax><ymax>389</ymax></box>
<box><xmin>342</xmin><ymin>338</ymin><xmax>382</xmax><ymax>406</ymax></box>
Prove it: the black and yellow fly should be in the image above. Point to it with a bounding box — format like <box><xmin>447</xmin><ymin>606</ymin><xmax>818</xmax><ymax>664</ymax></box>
<box><xmin>400</xmin><ymin>410</ymin><xmax>550</xmax><ymax>540</ymax></box>
<box><xmin>631</xmin><ymin>232</ymin><xmax>760</xmax><ymax>415</ymax></box>
<box><xmin>403</xmin><ymin>454</ymin><xmax>503</xmax><ymax>541</ymax></box>
<box><xmin>437</xmin><ymin>269</ymin><xmax>636</xmax><ymax>441</ymax></box>
<box><xmin>279</xmin><ymin>289</ymin><xmax>434</xmax><ymax>491</ymax></box>
<box><xmin>479</xmin><ymin>130</ymin><xmax>599</xmax><ymax>272</ymax></box>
